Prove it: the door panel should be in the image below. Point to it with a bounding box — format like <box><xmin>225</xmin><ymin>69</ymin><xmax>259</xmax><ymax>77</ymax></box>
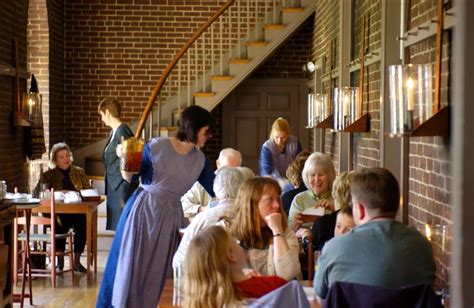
<box><xmin>223</xmin><ymin>78</ymin><xmax>308</xmax><ymax>175</ymax></box>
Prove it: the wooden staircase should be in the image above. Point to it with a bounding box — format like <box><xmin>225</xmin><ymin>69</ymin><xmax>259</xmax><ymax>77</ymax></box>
<box><xmin>77</xmin><ymin>0</ymin><xmax>315</xmax><ymax>252</ymax></box>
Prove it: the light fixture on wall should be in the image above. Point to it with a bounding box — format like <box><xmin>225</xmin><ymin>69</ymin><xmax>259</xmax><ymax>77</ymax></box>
<box><xmin>307</xmin><ymin>93</ymin><xmax>329</xmax><ymax>128</ymax></box>
<box><xmin>333</xmin><ymin>87</ymin><xmax>359</xmax><ymax>131</ymax></box>
<box><xmin>387</xmin><ymin>0</ymin><xmax>449</xmax><ymax>137</ymax></box>
<box><xmin>302</xmin><ymin>61</ymin><xmax>315</xmax><ymax>73</ymax></box>
<box><xmin>388</xmin><ymin>64</ymin><xmax>433</xmax><ymax>136</ymax></box>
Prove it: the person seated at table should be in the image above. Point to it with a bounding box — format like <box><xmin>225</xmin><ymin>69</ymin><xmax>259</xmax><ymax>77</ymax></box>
<box><xmin>229</xmin><ymin>177</ymin><xmax>300</xmax><ymax>281</ymax></box>
<box><xmin>173</xmin><ymin>166</ymin><xmax>246</xmax><ymax>270</ymax></box>
<box><xmin>314</xmin><ymin>168</ymin><xmax>436</xmax><ymax>303</ymax></box>
<box><xmin>288</xmin><ymin>152</ymin><xmax>336</xmax><ymax>237</ymax></box>
<box><xmin>259</xmin><ymin>117</ymin><xmax>302</xmax><ymax>193</ymax></box>
<box><xmin>281</xmin><ymin>150</ymin><xmax>310</xmax><ymax>216</ymax></box>
<box><xmin>184</xmin><ymin>225</ymin><xmax>288</xmax><ymax>307</ymax></box>
<box><xmin>181</xmin><ymin>147</ymin><xmax>242</xmax><ymax>218</ymax></box>
<box><xmin>334</xmin><ymin>203</ymin><xmax>355</xmax><ymax>237</ymax></box>
<box><xmin>311</xmin><ymin>171</ymin><xmax>353</xmax><ymax>251</ymax></box>
<box><xmin>35</xmin><ymin>142</ymin><xmax>90</xmax><ymax>273</ymax></box>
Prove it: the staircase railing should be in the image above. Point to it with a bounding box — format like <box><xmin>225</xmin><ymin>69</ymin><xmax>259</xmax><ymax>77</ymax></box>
<box><xmin>135</xmin><ymin>0</ymin><xmax>301</xmax><ymax>139</ymax></box>
<box><xmin>135</xmin><ymin>0</ymin><xmax>235</xmax><ymax>138</ymax></box>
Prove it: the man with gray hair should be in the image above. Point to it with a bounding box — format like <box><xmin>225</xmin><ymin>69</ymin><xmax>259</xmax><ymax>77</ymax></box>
<box><xmin>173</xmin><ymin>166</ymin><xmax>246</xmax><ymax>270</ymax></box>
<box><xmin>181</xmin><ymin>147</ymin><xmax>242</xmax><ymax>218</ymax></box>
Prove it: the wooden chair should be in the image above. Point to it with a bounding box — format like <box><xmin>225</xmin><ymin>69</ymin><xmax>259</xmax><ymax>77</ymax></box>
<box><xmin>13</xmin><ymin>190</ymin><xmax>74</xmax><ymax>287</ymax></box>
<box><xmin>299</xmin><ymin>233</ymin><xmax>314</xmax><ymax>281</ymax></box>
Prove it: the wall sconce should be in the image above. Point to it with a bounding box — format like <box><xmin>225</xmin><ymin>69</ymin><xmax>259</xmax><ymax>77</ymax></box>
<box><xmin>303</xmin><ymin>61</ymin><xmax>316</xmax><ymax>73</ymax></box>
<box><xmin>307</xmin><ymin>93</ymin><xmax>330</xmax><ymax>128</ymax></box>
<box><xmin>388</xmin><ymin>0</ymin><xmax>449</xmax><ymax>137</ymax></box>
<box><xmin>333</xmin><ymin>87</ymin><xmax>359</xmax><ymax>131</ymax></box>
<box><xmin>416</xmin><ymin>223</ymin><xmax>447</xmax><ymax>252</ymax></box>
<box><xmin>23</xmin><ymin>74</ymin><xmax>43</xmax><ymax>126</ymax></box>
<box><xmin>388</xmin><ymin>64</ymin><xmax>433</xmax><ymax>136</ymax></box>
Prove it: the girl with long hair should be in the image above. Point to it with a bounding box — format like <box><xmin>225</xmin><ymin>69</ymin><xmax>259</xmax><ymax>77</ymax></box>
<box><xmin>184</xmin><ymin>225</ymin><xmax>287</xmax><ymax>308</ymax></box>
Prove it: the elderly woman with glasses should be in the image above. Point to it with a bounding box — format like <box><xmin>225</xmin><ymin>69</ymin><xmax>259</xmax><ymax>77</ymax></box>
<box><xmin>288</xmin><ymin>152</ymin><xmax>336</xmax><ymax>236</ymax></box>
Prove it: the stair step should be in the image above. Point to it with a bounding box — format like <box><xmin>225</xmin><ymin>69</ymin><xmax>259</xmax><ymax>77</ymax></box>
<box><xmin>282</xmin><ymin>7</ymin><xmax>305</xmax><ymax>13</ymax></box>
<box><xmin>245</xmin><ymin>41</ymin><xmax>269</xmax><ymax>47</ymax></box>
<box><xmin>229</xmin><ymin>58</ymin><xmax>250</xmax><ymax>64</ymax></box>
<box><xmin>264</xmin><ymin>24</ymin><xmax>286</xmax><ymax>30</ymax></box>
<box><xmin>211</xmin><ymin>75</ymin><xmax>233</xmax><ymax>81</ymax></box>
<box><xmin>193</xmin><ymin>92</ymin><xmax>215</xmax><ymax>97</ymax></box>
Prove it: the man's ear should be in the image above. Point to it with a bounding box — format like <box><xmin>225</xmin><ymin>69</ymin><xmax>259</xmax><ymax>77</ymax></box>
<box><xmin>355</xmin><ymin>202</ymin><xmax>366</xmax><ymax>221</ymax></box>
<box><xmin>216</xmin><ymin>159</ymin><xmax>221</xmax><ymax>169</ymax></box>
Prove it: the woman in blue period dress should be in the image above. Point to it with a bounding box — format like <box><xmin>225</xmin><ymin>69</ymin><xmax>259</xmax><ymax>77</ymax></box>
<box><xmin>259</xmin><ymin>117</ymin><xmax>301</xmax><ymax>192</ymax></box>
<box><xmin>96</xmin><ymin>105</ymin><xmax>216</xmax><ymax>308</ymax></box>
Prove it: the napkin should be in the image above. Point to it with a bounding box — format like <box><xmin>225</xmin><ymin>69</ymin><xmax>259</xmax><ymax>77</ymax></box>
<box><xmin>302</xmin><ymin>207</ymin><xmax>325</xmax><ymax>216</ymax></box>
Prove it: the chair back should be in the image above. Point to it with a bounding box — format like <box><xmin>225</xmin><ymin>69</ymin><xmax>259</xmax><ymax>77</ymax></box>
<box><xmin>249</xmin><ymin>280</ymin><xmax>311</xmax><ymax>308</ymax></box>
<box><xmin>323</xmin><ymin>281</ymin><xmax>442</xmax><ymax>308</ymax></box>
<box><xmin>15</xmin><ymin>189</ymin><xmax>57</xmax><ymax>244</ymax></box>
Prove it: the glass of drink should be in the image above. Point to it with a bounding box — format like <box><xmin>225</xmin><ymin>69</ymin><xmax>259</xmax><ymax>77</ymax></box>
<box><xmin>120</xmin><ymin>137</ymin><xmax>145</xmax><ymax>173</ymax></box>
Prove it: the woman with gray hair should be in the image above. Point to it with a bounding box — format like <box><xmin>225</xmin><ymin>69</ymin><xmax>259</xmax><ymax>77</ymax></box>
<box><xmin>34</xmin><ymin>142</ymin><xmax>91</xmax><ymax>272</ymax></box>
<box><xmin>288</xmin><ymin>152</ymin><xmax>336</xmax><ymax>233</ymax></box>
<box><xmin>172</xmin><ymin>166</ymin><xmax>245</xmax><ymax>270</ymax></box>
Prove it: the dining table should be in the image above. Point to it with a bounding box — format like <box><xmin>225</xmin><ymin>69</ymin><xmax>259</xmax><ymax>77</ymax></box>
<box><xmin>31</xmin><ymin>199</ymin><xmax>100</xmax><ymax>278</ymax></box>
<box><xmin>157</xmin><ymin>279</ymin><xmax>321</xmax><ymax>307</ymax></box>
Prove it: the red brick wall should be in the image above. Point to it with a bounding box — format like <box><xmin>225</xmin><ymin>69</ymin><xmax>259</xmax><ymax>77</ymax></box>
<box><xmin>351</xmin><ymin>0</ymin><xmax>381</xmax><ymax>169</ymax></box>
<box><xmin>311</xmin><ymin>0</ymin><xmax>453</xmax><ymax>295</ymax></box>
<box><xmin>0</xmin><ymin>0</ymin><xmax>29</xmax><ymax>191</ymax></box>
<box><xmin>311</xmin><ymin>0</ymin><xmax>339</xmax><ymax>169</ymax></box>
<box><xmin>407</xmin><ymin>0</ymin><xmax>452</xmax><ymax>290</ymax></box>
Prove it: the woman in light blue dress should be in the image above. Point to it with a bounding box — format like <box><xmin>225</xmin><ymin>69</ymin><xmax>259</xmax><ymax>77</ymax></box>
<box><xmin>96</xmin><ymin>105</ymin><xmax>216</xmax><ymax>308</ymax></box>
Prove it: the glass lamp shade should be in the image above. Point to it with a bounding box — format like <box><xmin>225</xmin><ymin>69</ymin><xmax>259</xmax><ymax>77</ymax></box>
<box><xmin>388</xmin><ymin>64</ymin><xmax>433</xmax><ymax>136</ymax></box>
<box><xmin>333</xmin><ymin>87</ymin><xmax>358</xmax><ymax>131</ymax></box>
<box><xmin>23</xmin><ymin>92</ymin><xmax>43</xmax><ymax>126</ymax></box>
<box><xmin>307</xmin><ymin>93</ymin><xmax>315</xmax><ymax>128</ymax></box>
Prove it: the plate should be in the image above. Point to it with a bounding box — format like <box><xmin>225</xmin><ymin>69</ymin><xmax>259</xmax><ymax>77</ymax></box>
<box><xmin>9</xmin><ymin>198</ymin><xmax>41</xmax><ymax>205</ymax></box>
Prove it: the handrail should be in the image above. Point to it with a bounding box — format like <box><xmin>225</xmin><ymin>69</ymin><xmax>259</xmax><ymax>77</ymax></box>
<box><xmin>135</xmin><ymin>0</ymin><xmax>235</xmax><ymax>139</ymax></box>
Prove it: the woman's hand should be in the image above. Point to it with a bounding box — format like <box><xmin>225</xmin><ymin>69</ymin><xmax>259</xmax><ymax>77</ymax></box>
<box><xmin>243</xmin><ymin>268</ymin><xmax>262</xmax><ymax>278</ymax></box>
<box><xmin>293</xmin><ymin>212</ymin><xmax>304</xmax><ymax>230</ymax></box>
<box><xmin>295</xmin><ymin>228</ymin><xmax>312</xmax><ymax>239</ymax></box>
<box><xmin>265</xmin><ymin>212</ymin><xmax>283</xmax><ymax>235</ymax></box>
<box><xmin>315</xmin><ymin>199</ymin><xmax>334</xmax><ymax>212</ymax></box>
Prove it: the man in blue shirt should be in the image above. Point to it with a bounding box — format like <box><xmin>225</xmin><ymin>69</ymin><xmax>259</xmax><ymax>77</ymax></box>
<box><xmin>314</xmin><ymin>167</ymin><xmax>436</xmax><ymax>303</ymax></box>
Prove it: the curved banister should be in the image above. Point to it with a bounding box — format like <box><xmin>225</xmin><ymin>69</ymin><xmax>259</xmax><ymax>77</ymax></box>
<box><xmin>135</xmin><ymin>0</ymin><xmax>235</xmax><ymax>139</ymax></box>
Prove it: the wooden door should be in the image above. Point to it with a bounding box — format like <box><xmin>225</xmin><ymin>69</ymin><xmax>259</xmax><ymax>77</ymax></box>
<box><xmin>223</xmin><ymin>78</ymin><xmax>308</xmax><ymax>175</ymax></box>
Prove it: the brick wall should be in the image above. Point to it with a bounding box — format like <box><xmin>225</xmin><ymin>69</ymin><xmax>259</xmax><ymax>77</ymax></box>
<box><xmin>0</xmin><ymin>0</ymin><xmax>29</xmax><ymax>191</ymax></box>
<box><xmin>310</xmin><ymin>0</ymin><xmax>453</xmax><ymax>295</ymax></box>
<box><xmin>351</xmin><ymin>0</ymin><xmax>381</xmax><ymax>169</ymax></box>
<box><xmin>311</xmin><ymin>0</ymin><xmax>339</xmax><ymax>169</ymax></box>
<box><xmin>250</xmin><ymin>15</ymin><xmax>314</xmax><ymax>79</ymax></box>
<box><xmin>47</xmin><ymin>0</ymin><xmax>65</xmax><ymax>146</ymax></box>
<box><xmin>407</xmin><ymin>0</ymin><xmax>452</xmax><ymax>290</ymax></box>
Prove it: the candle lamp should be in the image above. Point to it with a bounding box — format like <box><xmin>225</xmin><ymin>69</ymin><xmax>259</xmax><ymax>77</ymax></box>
<box><xmin>416</xmin><ymin>223</ymin><xmax>447</xmax><ymax>252</ymax></box>
<box><xmin>307</xmin><ymin>93</ymin><xmax>315</xmax><ymax>128</ymax></box>
<box><xmin>388</xmin><ymin>64</ymin><xmax>434</xmax><ymax>136</ymax></box>
<box><xmin>333</xmin><ymin>87</ymin><xmax>359</xmax><ymax>131</ymax></box>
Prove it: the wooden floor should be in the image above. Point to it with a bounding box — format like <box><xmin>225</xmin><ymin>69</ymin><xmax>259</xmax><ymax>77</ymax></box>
<box><xmin>13</xmin><ymin>251</ymin><xmax>108</xmax><ymax>307</ymax></box>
